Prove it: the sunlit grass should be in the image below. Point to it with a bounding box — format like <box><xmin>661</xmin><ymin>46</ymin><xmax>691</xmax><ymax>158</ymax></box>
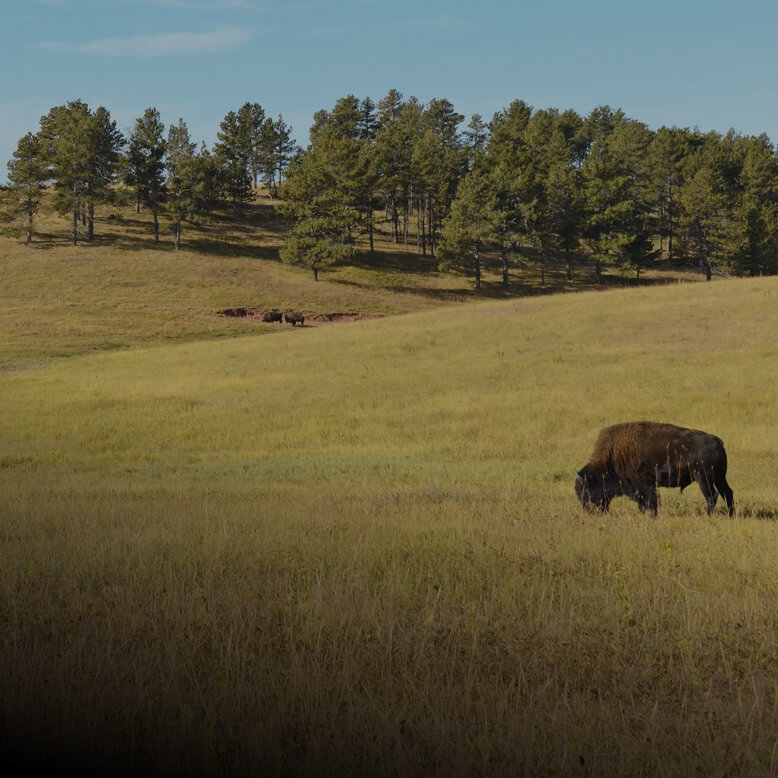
<box><xmin>1</xmin><ymin>274</ymin><xmax>777</xmax><ymax>775</ymax></box>
<box><xmin>1</xmin><ymin>186</ymin><xmax>705</xmax><ymax>377</ymax></box>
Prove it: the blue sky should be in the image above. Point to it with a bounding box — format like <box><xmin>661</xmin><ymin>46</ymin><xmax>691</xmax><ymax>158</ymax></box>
<box><xmin>2</xmin><ymin>0</ymin><xmax>778</xmax><ymax>179</ymax></box>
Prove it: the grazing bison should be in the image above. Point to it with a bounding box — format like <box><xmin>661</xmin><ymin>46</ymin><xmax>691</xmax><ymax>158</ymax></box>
<box><xmin>284</xmin><ymin>311</ymin><xmax>305</xmax><ymax>326</ymax></box>
<box><xmin>575</xmin><ymin>421</ymin><xmax>734</xmax><ymax>517</ymax></box>
<box><xmin>261</xmin><ymin>309</ymin><xmax>283</xmax><ymax>323</ymax></box>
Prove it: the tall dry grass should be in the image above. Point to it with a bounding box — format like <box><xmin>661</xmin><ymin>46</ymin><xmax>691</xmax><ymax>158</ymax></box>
<box><xmin>1</xmin><ymin>276</ymin><xmax>777</xmax><ymax>776</ymax></box>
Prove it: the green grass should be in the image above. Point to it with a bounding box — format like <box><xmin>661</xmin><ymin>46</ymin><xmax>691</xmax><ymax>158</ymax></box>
<box><xmin>1</xmin><ymin>197</ymin><xmax>776</xmax><ymax>776</ymax></box>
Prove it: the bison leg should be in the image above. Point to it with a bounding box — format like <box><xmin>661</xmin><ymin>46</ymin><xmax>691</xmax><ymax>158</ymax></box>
<box><xmin>714</xmin><ymin>473</ymin><xmax>735</xmax><ymax>518</ymax></box>
<box><xmin>635</xmin><ymin>485</ymin><xmax>658</xmax><ymax>517</ymax></box>
<box><xmin>696</xmin><ymin>472</ymin><xmax>719</xmax><ymax>515</ymax></box>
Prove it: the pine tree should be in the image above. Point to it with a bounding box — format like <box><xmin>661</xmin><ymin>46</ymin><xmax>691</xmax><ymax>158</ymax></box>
<box><xmin>38</xmin><ymin>101</ymin><xmax>99</xmax><ymax>245</ymax></box>
<box><xmin>278</xmin><ymin>134</ymin><xmax>359</xmax><ymax>280</ymax></box>
<box><xmin>607</xmin><ymin>119</ymin><xmax>658</xmax><ymax>278</ymax></box>
<box><xmin>6</xmin><ymin>132</ymin><xmax>47</xmax><ymax>243</ymax></box>
<box><xmin>165</xmin><ymin>118</ymin><xmax>198</xmax><ymax>250</ymax></box>
<box><xmin>414</xmin><ymin>99</ymin><xmax>465</xmax><ymax>257</ymax></box>
<box><xmin>358</xmin><ymin>97</ymin><xmax>378</xmax><ymax>141</ymax></box>
<box><xmin>678</xmin><ymin>164</ymin><xmax>727</xmax><ymax>280</ymax></box>
<box><xmin>374</xmin><ymin>95</ymin><xmax>420</xmax><ymax>246</ymax></box>
<box><xmin>256</xmin><ymin>115</ymin><xmax>298</xmax><ymax>197</ymax></box>
<box><xmin>439</xmin><ymin>167</ymin><xmax>499</xmax><ymax>290</ymax></box>
<box><xmin>126</xmin><ymin>107</ymin><xmax>166</xmax><ymax>241</ymax></box>
<box><xmin>648</xmin><ymin>127</ymin><xmax>691</xmax><ymax>259</ymax></box>
<box><xmin>236</xmin><ymin>102</ymin><xmax>266</xmax><ymax>189</ymax></box>
<box><xmin>376</xmin><ymin>89</ymin><xmax>404</xmax><ymax>128</ymax></box>
<box><xmin>486</xmin><ymin>99</ymin><xmax>534</xmax><ymax>276</ymax></box>
<box><xmin>214</xmin><ymin>108</ymin><xmax>255</xmax><ymax>214</ymax></box>
<box><xmin>85</xmin><ymin>106</ymin><xmax>124</xmax><ymax>241</ymax></box>
<box><xmin>721</xmin><ymin>134</ymin><xmax>778</xmax><ymax>275</ymax></box>
<box><xmin>310</xmin><ymin>95</ymin><xmax>362</xmax><ymax>143</ymax></box>
<box><xmin>546</xmin><ymin>150</ymin><xmax>582</xmax><ymax>280</ymax></box>
<box><xmin>464</xmin><ymin>114</ymin><xmax>488</xmax><ymax>168</ymax></box>
<box><xmin>580</xmin><ymin>110</ymin><xmax>656</xmax><ymax>280</ymax></box>
<box><xmin>191</xmin><ymin>143</ymin><xmax>221</xmax><ymax>217</ymax></box>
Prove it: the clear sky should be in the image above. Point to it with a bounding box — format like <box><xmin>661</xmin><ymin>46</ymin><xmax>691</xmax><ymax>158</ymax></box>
<box><xmin>2</xmin><ymin>0</ymin><xmax>778</xmax><ymax>180</ymax></box>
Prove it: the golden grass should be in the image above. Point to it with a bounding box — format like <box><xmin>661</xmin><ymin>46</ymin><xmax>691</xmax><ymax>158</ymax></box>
<box><xmin>0</xmin><ymin>187</ymin><xmax>703</xmax><ymax>376</ymax></box>
<box><xmin>1</xmin><ymin>268</ymin><xmax>777</xmax><ymax>776</ymax></box>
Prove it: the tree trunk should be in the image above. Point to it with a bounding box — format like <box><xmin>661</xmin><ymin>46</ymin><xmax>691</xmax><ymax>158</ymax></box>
<box><xmin>88</xmin><ymin>202</ymin><xmax>94</xmax><ymax>241</ymax></box>
<box><xmin>501</xmin><ymin>243</ymin><xmax>509</xmax><ymax>287</ymax></box>
<box><xmin>421</xmin><ymin>196</ymin><xmax>427</xmax><ymax>256</ymax></box>
<box><xmin>658</xmin><ymin>200</ymin><xmax>664</xmax><ymax>253</ymax></box>
<box><xmin>364</xmin><ymin>196</ymin><xmax>374</xmax><ymax>253</ymax></box>
<box><xmin>174</xmin><ymin>221</ymin><xmax>181</xmax><ymax>251</ymax></box>
<box><xmin>473</xmin><ymin>245</ymin><xmax>481</xmax><ymax>291</ymax></box>
<box><xmin>153</xmin><ymin>205</ymin><xmax>159</xmax><ymax>242</ymax></box>
<box><xmin>72</xmin><ymin>188</ymin><xmax>79</xmax><ymax>246</ymax></box>
<box><xmin>417</xmin><ymin>196</ymin><xmax>422</xmax><ymax>255</ymax></box>
<box><xmin>428</xmin><ymin>196</ymin><xmax>435</xmax><ymax>258</ymax></box>
<box><xmin>312</xmin><ymin>266</ymin><xmax>319</xmax><ymax>281</ymax></box>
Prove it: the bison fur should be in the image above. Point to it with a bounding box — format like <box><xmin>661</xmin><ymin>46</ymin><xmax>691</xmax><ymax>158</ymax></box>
<box><xmin>575</xmin><ymin>421</ymin><xmax>734</xmax><ymax>517</ymax></box>
<box><xmin>261</xmin><ymin>310</ymin><xmax>283</xmax><ymax>323</ymax></box>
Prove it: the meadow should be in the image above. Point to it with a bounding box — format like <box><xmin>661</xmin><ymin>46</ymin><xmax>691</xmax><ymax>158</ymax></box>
<box><xmin>0</xmin><ymin>200</ymin><xmax>777</xmax><ymax>776</ymax></box>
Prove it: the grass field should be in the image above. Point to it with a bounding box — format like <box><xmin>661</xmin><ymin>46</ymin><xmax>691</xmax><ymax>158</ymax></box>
<box><xmin>1</xmin><ymin>199</ymin><xmax>777</xmax><ymax>776</ymax></box>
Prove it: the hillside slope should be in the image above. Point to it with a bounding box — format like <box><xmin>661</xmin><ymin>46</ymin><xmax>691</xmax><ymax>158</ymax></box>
<box><xmin>0</xmin><ymin>189</ymin><xmax>706</xmax><ymax>374</ymax></box>
<box><xmin>1</xmin><ymin>268</ymin><xmax>776</xmax><ymax>776</ymax></box>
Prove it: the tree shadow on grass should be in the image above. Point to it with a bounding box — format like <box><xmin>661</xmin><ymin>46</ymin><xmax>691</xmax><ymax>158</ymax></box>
<box><xmin>348</xmin><ymin>249</ymin><xmax>440</xmax><ymax>274</ymax></box>
<box><xmin>23</xmin><ymin>233</ymin><xmax>63</xmax><ymax>250</ymax></box>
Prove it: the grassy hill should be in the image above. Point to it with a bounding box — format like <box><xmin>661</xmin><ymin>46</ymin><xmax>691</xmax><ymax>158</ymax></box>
<box><xmin>0</xmin><ymin>188</ymin><xmax>703</xmax><ymax>374</ymax></box>
<box><xmin>1</xmin><ymin>197</ymin><xmax>776</xmax><ymax>776</ymax></box>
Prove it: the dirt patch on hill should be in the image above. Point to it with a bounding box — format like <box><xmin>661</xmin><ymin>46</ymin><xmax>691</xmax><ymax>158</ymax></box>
<box><xmin>218</xmin><ymin>308</ymin><xmax>382</xmax><ymax>325</ymax></box>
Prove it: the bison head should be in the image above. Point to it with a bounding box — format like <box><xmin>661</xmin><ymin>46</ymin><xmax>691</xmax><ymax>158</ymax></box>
<box><xmin>575</xmin><ymin>467</ymin><xmax>614</xmax><ymax>512</ymax></box>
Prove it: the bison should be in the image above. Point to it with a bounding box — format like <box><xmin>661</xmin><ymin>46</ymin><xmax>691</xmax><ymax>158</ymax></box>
<box><xmin>575</xmin><ymin>421</ymin><xmax>734</xmax><ymax>517</ymax></box>
<box><xmin>284</xmin><ymin>311</ymin><xmax>305</xmax><ymax>326</ymax></box>
<box><xmin>261</xmin><ymin>309</ymin><xmax>283</xmax><ymax>323</ymax></box>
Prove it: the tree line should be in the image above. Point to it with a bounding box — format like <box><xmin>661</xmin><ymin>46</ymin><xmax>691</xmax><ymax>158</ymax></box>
<box><xmin>5</xmin><ymin>92</ymin><xmax>778</xmax><ymax>285</ymax></box>
<box><xmin>278</xmin><ymin>91</ymin><xmax>778</xmax><ymax>284</ymax></box>
<box><xmin>4</xmin><ymin>100</ymin><xmax>297</xmax><ymax>248</ymax></box>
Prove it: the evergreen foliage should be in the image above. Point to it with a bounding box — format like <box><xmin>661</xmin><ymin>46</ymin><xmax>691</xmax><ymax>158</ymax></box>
<box><xmin>165</xmin><ymin>118</ymin><xmax>198</xmax><ymax>250</ymax></box>
<box><xmin>37</xmin><ymin>100</ymin><xmax>123</xmax><ymax>245</ymax></box>
<box><xmin>125</xmin><ymin>107</ymin><xmax>166</xmax><ymax>241</ymax></box>
<box><xmin>6</xmin><ymin>132</ymin><xmax>47</xmax><ymax>243</ymax></box>
<box><xmin>6</xmin><ymin>93</ymin><xmax>778</xmax><ymax>281</ymax></box>
<box><xmin>277</xmin><ymin>132</ymin><xmax>360</xmax><ymax>281</ymax></box>
<box><xmin>438</xmin><ymin>167</ymin><xmax>499</xmax><ymax>290</ymax></box>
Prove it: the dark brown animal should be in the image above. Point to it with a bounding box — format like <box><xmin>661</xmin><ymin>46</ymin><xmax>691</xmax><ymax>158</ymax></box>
<box><xmin>284</xmin><ymin>311</ymin><xmax>304</xmax><ymax>326</ymax></box>
<box><xmin>261</xmin><ymin>309</ymin><xmax>283</xmax><ymax>323</ymax></box>
<box><xmin>575</xmin><ymin>421</ymin><xmax>734</xmax><ymax>517</ymax></box>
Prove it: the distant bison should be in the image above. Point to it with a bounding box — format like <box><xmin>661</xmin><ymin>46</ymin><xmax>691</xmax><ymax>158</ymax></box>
<box><xmin>575</xmin><ymin>421</ymin><xmax>734</xmax><ymax>517</ymax></box>
<box><xmin>284</xmin><ymin>311</ymin><xmax>305</xmax><ymax>326</ymax></box>
<box><xmin>261</xmin><ymin>309</ymin><xmax>283</xmax><ymax>323</ymax></box>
